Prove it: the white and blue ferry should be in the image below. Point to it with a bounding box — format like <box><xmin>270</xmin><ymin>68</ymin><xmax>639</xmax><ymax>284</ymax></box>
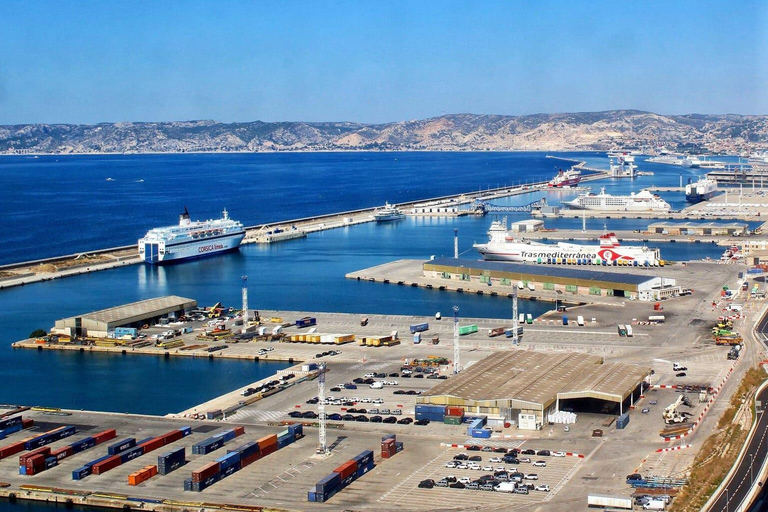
<box><xmin>138</xmin><ymin>208</ymin><xmax>245</xmax><ymax>264</ymax></box>
<box><xmin>685</xmin><ymin>176</ymin><xmax>718</xmax><ymax>203</ymax></box>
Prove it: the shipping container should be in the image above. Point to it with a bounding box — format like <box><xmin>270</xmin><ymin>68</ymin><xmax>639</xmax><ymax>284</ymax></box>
<box><xmin>139</xmin><ymin>437</ymin><xmax>164</xmax><ymax>453</ymax></box>
<box><xmin>458</xmin><ymin>324</ymin><xmax>478</xmax><ymax>335</ymax></box>
<box><xmin>179</xmin><ymin>426</ymin><xmax>192</xmax><ymax>437</ymax></box>
<box><xmin>315</xmin><ymin>472</ymin><xmax>341</xmax><ymax>493</ymax></box>
<box><xmin>70</xmin><ymin>437</ymin><xmax>96</xmax><ymax>454</ymax></box>
<box><xmin>0</xmin><ymin>416</ymin><xmax>22</xmax><ymax>431</ymax></box>
<box><xmin>333</xmin><ymin>460</ymin><xmax>358</xmax><ymax>479</ymax></box>
<box><xmin>0</xmin><ymin>423</ymin><xmax>23</xmax><ymax>439</ymax></box>
<box><xmin>616</xmin><ymin>412</ymin><xmax>630</xmax><ymax>430</ymax></box>
<box><xmin>296</xmin><ymin>317</ymin><xmax>317</xmax><ymax>328</ymax></box>
<box><xmin>93</xmin><ymin>429</ymin><xmax>117</xmax><ymax>444</ymax></box>
<box><xmin>192</xmin><ymin>437</ymin><xmax>224</xmax><ymax>455</ymax></box>
<box><xmin>229</xmin><ymin>441</ymin><xmax>259</xmax><ymax>459</ymax></box>
<box><xmin>288</xmin><ymin>423</ymin><xmax>304</xmax><ymax>438</ymax></box>
<box><xmin>72</xmin><ymin>466</ymin><xmax>91</xmax><ymax>480</ymax></box>
<box><xmin>158</xmin><ymin>447</ymin><xmax>186</xmax><ymax>475</ymax></box>
<box><xmin>24</xmin><ymin>426</ymin><xmax>76</xmax><ymax>450</ymax></box>
<box><xmin>444</xmin><ymin>416</ymin><xmax>463</xmax><ymax>425</ymax></box>
<box><xmin>51</xmin><ymin>446</ymin><xmax>74</xmax><ymax>460</ymax></box>
<box><xmin>120</xmin><ymin>445</ymin><xmax>144</xmax><ymax>463</ymax></box>
<box><xmin>92</xmin><ymin>455</ymin><xmax>122</xmax><ymax>475</ymax></box>
<box><xmin>191</xmin><ymin>461</ymin><xmax>221</xmax><ymax>482</ymax></box>
<box><xmin>470</xmin><ymin>428</ymin><xmax>492</xmax><ymax>438</ymax></box>
<box><xmin>216</xmin><ymin>451</ymin><xmax>241</xmax><ymax>472</ymax></box>
<box><xmin>409</xmin><ymin>323</ymin><xmax>429</xmax><ymax>334</ymax></box>
<box><xmin>108</xmin><ymin>438</ymin><xmax>137</xmax><ymax>455</ymax></box>
<box><xmin>19</xmin><ymin>447</ymin><xmax>52</xmax><ymax>465</ymax></box>
<box><xmin>256</xmin><ymin>434</ymin><xmax>278</xmax><ymax>450</ymax></box>
<box><xmin>488</xmin><ymin>327</ymin><xmax>506</xmax><ymax>337</ymax></box>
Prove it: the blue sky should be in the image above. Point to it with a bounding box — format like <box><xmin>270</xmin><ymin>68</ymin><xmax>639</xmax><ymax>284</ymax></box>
<box><xmin>1</xmin><ymin>1</ymin><xmax>766</xmax><ymax>124</ymax></box>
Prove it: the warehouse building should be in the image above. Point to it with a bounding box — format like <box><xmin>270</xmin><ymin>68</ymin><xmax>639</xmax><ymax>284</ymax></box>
<box><xmin>423</xmin><ymin>257</ymin><xmax>679</xmax><ymax>301</ymax></box>
<box><xmin>419</xmin><ymin>351</ymin><xmax>650</xmax><ymax>430</ymax></box>
<box><xmin>53</xmin><ymin>296</ymin><xmax>197</xmax><ymax>338</ymax></box>
<box><xmin>647</xmin><ymin>221</ymin><xmax>748</xmax><ymax>236</ymax></box>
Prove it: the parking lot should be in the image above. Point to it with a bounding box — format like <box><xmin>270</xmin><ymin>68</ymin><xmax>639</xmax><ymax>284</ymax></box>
<box><xmin>376</xmin><ymin>445</ymin><xmax>582</xmax><ymax>509</ymax></box>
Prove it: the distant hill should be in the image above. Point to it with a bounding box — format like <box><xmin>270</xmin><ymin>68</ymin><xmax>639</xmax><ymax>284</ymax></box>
<box><xmin>1</xmin><ymin>110</ymin><xmax>766</xmax><ymax>154</ymax></box>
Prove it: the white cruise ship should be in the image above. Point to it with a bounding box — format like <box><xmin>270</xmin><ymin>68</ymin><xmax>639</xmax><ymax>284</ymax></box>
<box><xmin>138</xmin><ymin>208</ymin><xmax>245</xmax><ymax>264</ymax></box>
<box><xmin>565</xmin><ymin>188</ymin><xmax>671</xmax><ymax>212</ymax></box>
<box><xmin>473</xmin><ymin>219</ymin><xmax>662</xmax><ymax>266</ymax></box>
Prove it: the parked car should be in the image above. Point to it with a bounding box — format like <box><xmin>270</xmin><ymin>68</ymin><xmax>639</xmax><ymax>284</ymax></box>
<box><xmin>518</xmin><ymin>457</ymin><xmax>531</xmax><ymax>463</ymax></box>
<box><xmin>524</xmin><ymin>474</ymin><xmax>538</xmax><ymax>480</ymax></box>
<box><xmin>302</xmin><ymin>411</ymin><xmax>318</xmax><ymax>419</ymax></box>
<box><xmin>435</xmin><ymin>479</ymin><xmax>449</xmax><ymax>488</ymax></box>
<box><xmin>389</xmin><ymin>372</ymin><xmax>400</xmax><ymax>377</ymax></box>
<box><xmin>453</xmin><ymin>454</ymin><xmax>469</xmax><ymax>460</ymax></box>
<box><xmin>383</xmin><ymin>416</ymin><xmax>397</xmax><ymax>423</ymax></box>
<box><xmin>535</xmin><ymin>484</ymin><xmax>550</xmax><ymax>492</ymax></box>
<box><xmin>370</xmin><ymin>415</ymin><xmax>383</xmax><ymax>423</ymax></box>
<box><xmin>533</xmin><ymin>461</ymin><xmax>547</xmax><ymax>467</ymax></box>
<box><xmin>536</xmin><ymin>450</ymin><xmax>551</xmax><ymax>456</ymax></box>
<box><xmin>397</xmin><ymin>418</ymin><xmax>412</xmax><ymax>424</ymax></box>
<box><xmin>449</xmin><ymin>482</ymin><xmax>465</xmax><ymax>489</ymax></box>
<box><xmin>342</xmin><ymin>414</ymin><xmax>355</xmax><ymax>421</ymax></box>
<box><xmin>480</xmin><ymin>483</ymin><xmax>495</xmax><ymax>491</ymax></box>
<box><xmin>553</xmin><ymin>451</ymin><xmax>566</xmax><ymax>457</ymax></box>
<box><xmin>493</xmin><ymin>447</ymin><xmax>508</xmax><ymax>453</ymax></box>
<box><xmin>418</xmin><ymin>479</ymin><xmax>435</xmax><ymax>489</ymax></box>
<box><xmin>468</xmin><ymin>455</ymin><xmax>482</xmax><ymax>461</ymax></box>
<box><xmin>481</xmin><ymin>446</ymin><xmax>494</xmax><ymax>452</ymax></box>
<box><xmin>355</xmin><ymin>415</ymin><xmax>369</xmax><ymax>422</ymax></box>
<box><xmin>445</xmin><ymin>461</ymin><xmax>458</xmax><ymax>468</ymax></box>
<box><xmin>489</xmin><ymin>457</ymin><xmax>503</xmax><ymax>463</ymax></box>
<box><xmin>642</xmin><ymin>407</ymin><xmax>651</xmax><ymax>414</ymax></box>
<box><xmin>521</xmin><ymin>449</ymin><xmax>536</xmax><ymax>455</ymax></box>
<box><xmin>676</xmin><ymin>372</ymin><xmax>687</xmax><ymax>377</ymax></box>
<box><xmin>414</xmin><ymin>419</ymin><xmax>430</xmax><ymax>426</ymax></box>
<box><xmin>465</xmin><ymin>482</ymin><xmax>480</xmax><ymax>490</ymax></box>
<box><xmin>288</xmin><ymin>411</ymin><xmax>303</xmax><ymax>418</ymax></box>
<box><xmin>513</xmin><ymin>487</ymin><xmax>529</xmax><ymax>495</ymax></box>
<box><xmin>328</xmin><ymin>413</ymin><xmax>342</xmax><ymax>421</ymax></box>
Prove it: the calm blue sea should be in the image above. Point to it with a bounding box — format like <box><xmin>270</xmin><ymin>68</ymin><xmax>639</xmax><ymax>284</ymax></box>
<box><xmin>0</xmin><ymin>151</ymin><xmax>758</xmax><ymax>512</ymax></box>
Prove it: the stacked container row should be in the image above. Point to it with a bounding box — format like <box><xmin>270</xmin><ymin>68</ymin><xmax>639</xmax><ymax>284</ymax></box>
<box><xmin>157</xmin><ymin>447</ymin><xmax>186</xmax><ymax>475</ymax></box>
<box><xmin>0</xmin><ymin>417</ymin><xmax>34</xmax><ymax>441</ymax></box>
<box><xmin>72</xmin><ymin>427</ymin><xmax>191</xmax><ymax>480</ymax></box>
<box><xmin>308</xmin><ymin>450</ymin><xmax>375</xmax><ymax>502</ymax></box>
<box><xmin>381</xmin><ymin>434</ymin><xmax>403</xmax><ymax>459</ymax></box>
<box><xmin>191</xmin><ymin>427</ymin><xmax>245</xmax><ymax>455</ymax></box>
<box><xmin>128</xmin><ymin>465</ymin><xmax>158</xmax><ymax>486</ymax></box>
<box><xmin>20</xmin><ymin>429</ymin><xmax>116</xmax><ymax>475</ymax></box>
<box><xmin>184</xmin><ymin>426</ymin><xmax>303</xmax><ymax>492</ymax></box>
<box><xmin>415</xmin><ymin>404</ymin><xmax>446</xmax><ymax>422</ymax></box>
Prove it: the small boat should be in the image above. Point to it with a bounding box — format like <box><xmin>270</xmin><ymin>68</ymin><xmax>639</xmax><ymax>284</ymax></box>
<box><xmin>106</xmin><ymin>177</ymin><xmax>115</xmax><ymax>181</ymax></box>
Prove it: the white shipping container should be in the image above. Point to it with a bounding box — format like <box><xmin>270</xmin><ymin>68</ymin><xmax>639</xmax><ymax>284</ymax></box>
<box><xmin>587</xmin><ymin>495</ymin><xmax>633</xmax><ymax>509</ymax></box>
<box><xmin>626</xmin><ymin>325</ymin><xmax>633</xmax><ymax>337</ymax></box>
<box><xmin>577</xmin><ymin>315</ymin><xmax>585</xmax><ymax>326</ymax></box>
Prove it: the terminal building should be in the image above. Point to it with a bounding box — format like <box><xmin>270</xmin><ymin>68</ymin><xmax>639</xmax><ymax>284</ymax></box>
<box><xmin>419</xmin><ymin>351</ymin><xmax>650</xmax><ymax>430</ymax></box>
<box><xmin>423</xmin><ymin>257</ymin><xmax>680</xmax><ymax>301</ymax></box>
<box><xmin>647</xmin><ymin>221</ymin><xmax>748</xmax><ymax>236</ymax></box>
<box><xmin>52</xmin><ymin>296</ymin><xmax>197</xmax><ymax>338</ymax></box>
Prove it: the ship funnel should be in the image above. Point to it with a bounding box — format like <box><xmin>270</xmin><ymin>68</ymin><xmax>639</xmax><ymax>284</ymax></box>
<box><xmin>180</xmin><ymin>206</ymin><xmax>191</xmax><ymax>226</ymax></box>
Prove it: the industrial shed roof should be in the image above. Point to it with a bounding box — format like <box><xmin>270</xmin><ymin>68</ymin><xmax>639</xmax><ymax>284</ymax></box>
<box><xmin>422</xmin><ymin>350</ymin><xmax>650</xmax><ymax>408</ymax></box>
<box><xmin>73</xmin><ymin>296</ymin><xmax>197</xmax><ymax>326</ymax></box>
<box><xmin>648</xmin><ymin>221</ymin><xmax>748</xmax><ymax>229</ymax></box>
<box><xmin>427</xmin><ymin>257</ymin><xmax>655</xmax><ymax>286</ymax></box>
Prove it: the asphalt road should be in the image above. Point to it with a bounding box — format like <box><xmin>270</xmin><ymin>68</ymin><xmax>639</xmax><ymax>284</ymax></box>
<box><xmin>711</xmin><ymin>308</ymin><xmax>768</xmax><ymax>512</ymax></box>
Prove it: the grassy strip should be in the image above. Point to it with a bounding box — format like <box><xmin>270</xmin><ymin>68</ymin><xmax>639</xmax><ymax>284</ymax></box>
<box><xmin>670</xmin><ymin>367</ymin><xmax>766</xmax><ymax>512</ymax></box>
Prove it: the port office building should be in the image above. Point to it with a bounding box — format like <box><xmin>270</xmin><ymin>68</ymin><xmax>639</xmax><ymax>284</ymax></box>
<box><xmin>419</xmin><ymin>351</ymin><xmax>650</xmax><ymax>430</ymax></box>
<box><xmin>53</xmin><ymin>296</ymin><xmax>197</xmax><ymax>338</ymax></box>
<box><xmin>423</xmin><ymin>257</ymin><xmax>678</xmax><ymax>301</ymax></box>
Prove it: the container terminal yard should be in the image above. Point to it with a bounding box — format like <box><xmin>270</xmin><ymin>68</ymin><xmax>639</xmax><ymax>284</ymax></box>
<box><xmin>4</xmin><ymin>250</ymin><xmax>767</xmax><ymax>511</ymax></box>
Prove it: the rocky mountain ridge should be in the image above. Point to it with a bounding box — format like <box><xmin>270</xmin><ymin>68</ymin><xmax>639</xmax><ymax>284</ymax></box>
<box><xmin>2</xmin><ymin>110</ymin><xmax>766</xmax><ymax>154</ymax></box>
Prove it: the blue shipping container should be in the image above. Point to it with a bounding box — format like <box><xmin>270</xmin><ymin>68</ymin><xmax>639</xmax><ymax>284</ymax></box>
<box><xmin>25</xmin><ymin>426</ymin><xmax>76</xmax><ymax>450</ymax></box>
<box><xmin>355</xmin><ymin>459</ymin><xmax>375</xmax><ymax>479</ymax></box>
<box><xmin>180</xmin><ymin>426</ymin><xmax>192</xmax><ymax>437</ymax></box>
<box><xmin>288</xmin><ymin>424</ymin><xmax>304</xmax><ymax>437</ymax></box>
<box><xmin>71</xmin><ymin>437</ymin><xmax>96</xmax><ymax>453</ymax></box>
<box><xmin>19</xmin><ymin>466</ymin><xmax>26</xmax><ymax>475</ymax></box>
<box><xmin>352</xmin><ymin>450</ymin><xmax>374</xmax><ymax>468</ymax></box>
<box><xmin>0</xmin><ymin>423</ymin><xmax>23</xmax><ymax>439</ymax></box>
<box><xmin>277</xmin><ymin>436</ymin><xmax>293</xmax><ymax>449</ymax></box>
<box><xmin>72</xmin><ymin>466</ymin><xmax>91</xmax><ymax>480</ymax></box>
<box><xmin>307</xmin><ymin>491</ymin><xmax>318</xmax><ymax>502</ymax></box>
<box><xmin>217</xmin><ymin>429</ymin><xmax>237</xmax><ymax>442</ymax></box>
<box><xmin>108</xmin><ymin>438</ymin><xmax>137</xmax><ymax>455</ymax></box>
<box><xmin>221</xmin><ymin>462</ymin><xmax>240</xmax><ymax>478</ymax></box>
<box><xmin>230</xmin><ymin>441</ymin><xmax>259</xmax><ymax>459</ymax></box>
<box><xmin>409</xmin><ymin>323</ymin><xmax>429</xmax><ymax>333</ymax></box>
<box><xmin>45</xmin><ymin>457</ymin><xmax>58</xmax><ymax>469</ymax></box>
<box><xmin>315</xmin><ymin>472</ymin><xmax>341</xmax><ymax>493</ymax></box>
<box><xmin>0</xmin><ymin>416</ymin><xmax>22</xmax><ymax>430</ymax></box>
<box><xmin>120</xmin><ymin>446</ymin><xmax>144</xmax><ymax>463</ymax></box>
<box><xmin>216</xmin><ymin>451</ymin><xmax>241</xmax><ymax>471</ymax></box>
<box><xmin>381</xmin><ymin>434</ymin><xmax>396</xmax><ymax>443</ymax></box>
<box><xmin>470</xmin><ymin>429</ymin><xmax>492</xmax><ymax>439</ymax></box>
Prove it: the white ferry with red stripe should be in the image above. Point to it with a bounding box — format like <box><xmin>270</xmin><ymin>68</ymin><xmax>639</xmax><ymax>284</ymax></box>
<box><xmin>473</xmin><ymin>219</ymin><xmax>661</xmax><ymax>266</ymax></box>
<box><xmin>548</xmin><ymin>168</ymin><xmax>582</xmax><ymax>188</ymax></box>
<box><xmin>138</xmin><ymin>208</ymin><xmax>245</xmax><ymax>264</ymax></box>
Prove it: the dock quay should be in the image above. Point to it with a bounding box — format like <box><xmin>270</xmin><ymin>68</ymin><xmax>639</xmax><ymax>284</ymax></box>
<box><xmin>0</xmin><ymin>255</ymin><xmax>757</xmax><ymax>511</ymax></box>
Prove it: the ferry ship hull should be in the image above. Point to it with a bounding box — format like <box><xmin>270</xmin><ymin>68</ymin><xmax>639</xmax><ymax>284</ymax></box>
<box><xmin>475</xmin><ymin>242</ymin><xmax>660</xmax><ymax>266</ymax></box>
<box><xmin>140</xmin><ymin>232</ymin><xmax>245</xmax><ymax>264</ymax></box>
<box><xmin>685</xmin><ymin>190</ymin><xmax>717</xmax><ymax>203</ymax></box>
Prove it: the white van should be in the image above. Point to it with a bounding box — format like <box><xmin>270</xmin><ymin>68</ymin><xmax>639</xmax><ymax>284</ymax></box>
<box><xmin>369</xmin><ymin>382</ymin><xmax>384</xmax><ymax>389</ymax></box>
<box><xmin>495</xmin><ymin>482</ymin><xmax>517</xmax><ymax>493</ymax></box>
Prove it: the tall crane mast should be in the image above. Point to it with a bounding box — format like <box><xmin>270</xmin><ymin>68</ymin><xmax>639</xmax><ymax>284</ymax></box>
<box><xmin>453</xmin><ymin>306</ymin><xmax>460</xmax><ymax>374</ymax></box>
<box><xmin>241</xmin><ymin>275</ymin><xmax>248</xmax><ymax>334</ymax></box>
<box><xmin>316</xmin><ymin>363</ymin><xmax>328</xmax><ymax>454</ymax></box>
<box><xmin>512</xmin><ymin>287</ymin><xmax>519</xmax><ymax>345</ymax></box>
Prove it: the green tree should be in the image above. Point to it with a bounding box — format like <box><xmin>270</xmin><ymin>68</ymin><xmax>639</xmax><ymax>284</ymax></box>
<box><xmin>29</xmin><ymin>329</ymin><xmax>47</xmax><ymax>338</ymax></box>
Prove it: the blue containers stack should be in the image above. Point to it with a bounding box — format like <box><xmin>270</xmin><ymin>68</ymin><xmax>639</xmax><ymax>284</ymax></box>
<box><xmin>120</xmin><ymin>446</ymin><xmax>144</xmax><ymax>463</ymax></box>
<box><xmin>192</xmin><ymin>427</ymin><xmax>242</xmax><ymax>455</ymax></box>
<box><xmin>415</xmin><ymin>404</ymin><xmax>446</xmax><ymax>422</ymax></box>
<box><xmin>24</xmin><ymin>426</ymin><xmax>76</xmax><ymax>450</ymax></box>
<box><xmin>616</xmin><ymin>412</ymin><xmax>630</xmax><ymax>430</ymax></box>
<box><xmin>107</xmin><ymin>438</ymin><xmax>136</xmax><ymax>455</ymax></box>
<box><xmin>158</xmin><ymin>447</ymin><xmax>186</xmax><ymax>475</ymax></box>
<box><xmin>216</xmin><ymin>451</ymin><xmax>241</xmax><ymax>478</ymax></box>
<box><xmin>0</xmin><ymin>417</ymin><xmax>23</xmax><ymax>440</ymax></box>
<box><xmin>467</xmin><ymin>416</ymin><xmax>491</xmax><ymax>438</ymax></box>
<box><xmin>308</xmin><ymin>450</ymin><xmax>375</xmax><ymax>503</ymax></box>
<box><xmin>72</xmin><ymin>455</ymin><xmax>112</xmax><ymax>480</ymax></box>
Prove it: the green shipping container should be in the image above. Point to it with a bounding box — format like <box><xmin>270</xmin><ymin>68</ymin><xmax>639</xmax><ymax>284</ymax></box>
<box><xmin>444</xmin><ymin>416</ymin><xmax>463</xmax><ymax>425</ymax></box>
<box><xmin>458</xmin><ymin>324</ymin><xmax>478</xmax><ymax>335</ymax></box>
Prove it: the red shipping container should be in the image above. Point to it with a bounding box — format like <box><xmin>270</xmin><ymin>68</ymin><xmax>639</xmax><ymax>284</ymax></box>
<box><xmin>161</xmin><ymin>430</ymin><xmax>183</xmax><ymax>445</ymax></box>
<box><xmin>260</xmin><ymin>443</ymin><xmax>277</xmax><ymax>457</ymax></box>
<box><xmin>240</xmin><ymin>452</ymin><xmax>259</xmax><ymax>468</ymax></box>
<box><xmin>139</xmin><ymin>437</ymin><xmax>164</xmax><ymax>453</ymax></box>
<box><xmin>191</xmin><ymin>461</ymin><xmax>220</xmax><ymax>482</ymax></box>
<box><xmin>233</xmin><ymin>426</ymin><xmax>245</xmax><ymax>436</ymax></box>
<box><xmin>92</xmin><ymin>455</ymin><xmax>122</xmax><ymax>475</ymax></box>
<box><xmin>0</xmin><ymin>441</ymin><xmax>26</xmax><ymax>460</ymax></box>
<box><xmin>25</xmin><ymin>454</ymin><xmax>46</xmax><ymax>470</ymax></box>
<box><xmin>381</xmin><ymin>450</ymin><xmax>391</xmax><ymax>459</ymax></box>
<box><xmin>446</xmin><ymin>407</ymin><xmax>464</xmax><ymax>417</ymax></box>
<box><xmin>20</xmin><ymin>446</ymin><xmax>52</xmax><ymax>465</ymax></box>
<box><xmin>256</xmin><ymin>434</ymin><xmax>278</xmax><ymax>450</ymax></box>
<box><xmin>51</xmin><ymin>446</ymin><xmax>74</xmax><ymax>460</ymax></box>
<box><xmin>93</xmin><ymin>429</ymin><xmax>117</xmax><ymax>444</ymax></box>
<box><xmin>21</xmin><ymin>419</ymin><xmax>34</xmax><ymax>429</ymax></box>
<box><xmin>333</xmin><ymin>460</ymin><xmax>358</xmax><ymax>479</ymax></box>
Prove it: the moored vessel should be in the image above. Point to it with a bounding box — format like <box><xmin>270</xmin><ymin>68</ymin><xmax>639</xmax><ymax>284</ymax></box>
<box><xmin>685</xmin><ymin>176</ymin><xmax>718</xmax><ymax>203</ymax></box>
<box><xmin>374</xmin><ymin>202</ymin><xmax>405</xmax><ymax>222</ymax></box>
<box><xmin>548</xmin><ymin>168</ymin><xmax>582</xmax><ymax>188</ymax></box>
<box><xmin>138</xmin><ymin>208</ymin><xmax>245</xmax><ymax>264</ymax></box>
<box><xmin>473</xmin><ymin>218</ymin><xmax>662</xmax><ymax>266</ymax></box>
<box><xmin>565</xmin><ymin>188</ymin><xmax>671</xmax><ymax>212</ymax></box>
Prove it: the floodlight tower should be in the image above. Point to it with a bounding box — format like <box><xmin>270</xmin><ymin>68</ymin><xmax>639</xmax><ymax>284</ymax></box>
<box><xmin>453</xmin><ymin>306</ymin><xmax>460</xmax><ymax>374</ymax></box>
<box><xmin>317</xmin><ymin>363</ymin><xmax>328</xmax><ymax>454</ymax></box>
<box><xmin>454</xmin><ymin>229</ymin><xmax>459</xmax><ymax>259</ymax></box>
<box><xmin>512</xmin><ymin>287</ymin><xmax>519</xmax><ymax>345</ymax></box>
<box><xmin>241</xmin><ymin>275</ymin><xmax>248</xmax><ymax>334</ymax></box>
